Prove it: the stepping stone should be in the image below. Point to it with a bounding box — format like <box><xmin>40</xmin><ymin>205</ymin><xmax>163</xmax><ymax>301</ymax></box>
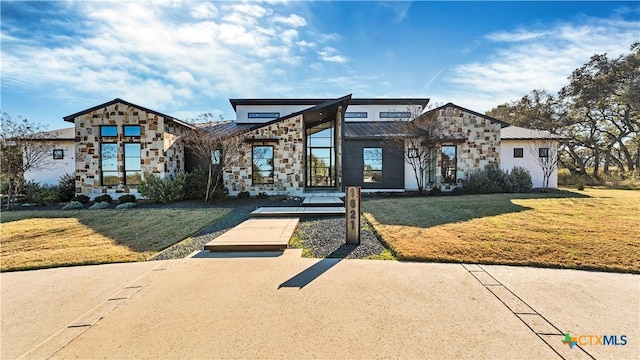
<box><xmin>204</xmin><ymin>217</ymin><xmax>299</xmax><ymax>252</ymax></box>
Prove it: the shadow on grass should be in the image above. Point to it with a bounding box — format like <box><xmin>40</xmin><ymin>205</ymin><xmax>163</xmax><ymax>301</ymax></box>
<box><xmin>363</xmin><ymin>190</ymin><xmax>591</xmax><ymax>229</ymax></box>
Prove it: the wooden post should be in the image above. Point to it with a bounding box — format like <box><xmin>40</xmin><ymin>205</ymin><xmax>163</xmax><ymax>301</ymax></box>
<box><xmin>345</xmin><ymin>186</ymin><xmax>361</xmax><ymax>245</ymax></box>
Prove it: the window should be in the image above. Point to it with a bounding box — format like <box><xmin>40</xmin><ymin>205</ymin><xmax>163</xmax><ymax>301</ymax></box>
<box><xmin>345</xmin><ymin>112</ymin><xmax>368</xmax><ymax>118</ymax></box>
<box><xmin>514</xmin><ymin>148</ymin><xmax>524</xmax><ymax>158</ymax></box>
<box><xmin>252</xmin><ymin>145</ymin><xmax>274</xmax><ymax>184</ymax></box>
<box><xmin>53</xmin><ymin>149</ymin><xmax>64</xmax><ymax>160</ymax></box>
<box><xmin>407</xmin><ymin>148</ymin><xmax>418</xmax><ymax>158</ymax></box>
<box><xmin>539</xmin><ymin>148</ymin><xmax>549</xmax><ymax>158</ymax></box>
<box><xmin>248</xmin><ymin>112</ymin><xmax>280</xmax><ymax>119</ymax></box>
<box><xmin>101</xmin><ymin>143</ymin><xmax>119</xmax><ymax>186</ymax></box>
<box><xmin>100</xmin><ymin>125</ymin><xmax>117</xmax><ymax>137</ymax></box>
<box><xmin>124</xmin><ymin>125</ymin><xmax>141</xmax><ymax>137</ymax></box>
<box><xmin>363</xmin><ymin>148</ymin><xmax>382</xmax><ymax>183</ymax></box>
<box><xmin>211</xmin><ymin>149</ymin><xmax>221</xmax><ymax>165</ymax></box>
<box><xmin>428</xmin><ymin>147</ymin><xmax>436</xmax><ymax>183</ymax></box>
<box><xmin>124</xmin><ymin>143</ymin><xmax>141</xmax><ymax>185</ymax></box>
<box><xmin>380</xmin><ymin>111</ymin><xmax>411</xmax><ymax>119</ymax></box>
<box><xmin>441</xmin><ymin>145</ymin><xmax>457</xmax><ymax>183</ymax></box>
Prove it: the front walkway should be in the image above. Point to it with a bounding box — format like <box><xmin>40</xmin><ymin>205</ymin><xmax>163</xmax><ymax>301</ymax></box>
<box><xmin>2</xmin><ymin>254</ymin><xmax>638</xmax><ymax>359</ymax></box>
<box><xmin>203</xmin><ymin>217</ymin><xmax>299</xmax><ymax>252</ymax></box>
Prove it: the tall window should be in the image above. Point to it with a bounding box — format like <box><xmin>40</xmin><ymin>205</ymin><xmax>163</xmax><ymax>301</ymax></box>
<box><xmin>252</xmin><ymin>146</ymin><xmax>274</xmax><ymax>184</ymax></box>
<box><xmin>428</xmin><ymin>147</ymin><xmax>436</xmax><ymax>183</ymax></box>
<box><xmin>441</xmin><ymin>145</ymin><xmax>457</xmax><ymax>183</ymax></box>
<box><xmin>101</xmin><ymin>143</ymin><xmax>118</xmax><ymax>185</ymax></box>
<box><xmin>306</xmin><ymin>122</ymin><xmax>335</xmax><ymax>187</ymax></box>
<box><xmin>124</xmin><ymin>143</ymin><xmax>141</xmax><ymax>185</ymax></box>
<box><xmin>363</xmin><ymin>148</ymin><xmax>383</xmax><ymax>183</ymax></box>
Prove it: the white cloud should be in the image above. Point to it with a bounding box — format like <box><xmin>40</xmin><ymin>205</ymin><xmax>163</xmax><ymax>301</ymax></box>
<box><xmin>272</xmin><ymin>14</ymin><xmax>307</xmax><ymax>28</ymax></box>
<box><xmin>190</xmin><ymin>2</ymin><xmax>218</xmax><ymax>19</ymax></box>
<box><xmin>296</xmin><ymin>40</ymin><xmax>315</xmax><ymax>49</ymax></box>
<box><xmin>281</xmin><ymin>29</ymin><xmax>299</xmax><ymax>45</ymax></box>
<box><xmin>317</xmin><ymin>47</ymin><xmax>347</xmax><ymax>63</ymax></box>
<box><xmin>486</xmin><ymin>29</ymin><xmax>546</xmax><ymax>42</ymax></box>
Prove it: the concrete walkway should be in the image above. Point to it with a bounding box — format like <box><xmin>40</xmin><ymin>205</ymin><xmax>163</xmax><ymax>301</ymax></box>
<box><xmin>203</xmin><ymin>217</ymin><xmax>299</xmax><ymax>252</ymax></box>
<box><xmin>2</xmin><ymin>253</ymin><xmax>638</xmax><ymax>359</ymax></box>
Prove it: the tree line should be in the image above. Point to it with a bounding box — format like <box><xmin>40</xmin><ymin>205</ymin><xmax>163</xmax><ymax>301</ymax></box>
<box><xmin>486</xmin><ymin>43</ymin><xmax>640</xmax><ymax>177</ymax></box>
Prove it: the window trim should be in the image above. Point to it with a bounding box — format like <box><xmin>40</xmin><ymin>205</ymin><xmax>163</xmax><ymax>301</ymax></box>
<box><xmin>123</xmin><ymin>125</ymin><xmax>141</xmax><ymax>137</ymax></box>
<box><xmin>53</xmin><ymin>149</ymin><xmax>64</xmax><ymax>160</ymax></box>
<box><xmin>514</xmin><ymin>148</ymin><xmax>524</xmax><ymax>158</ymax></box>
<box><xmin>123</xmin><ymin>143</ymin><xmax>141</xmax><ymax>185</ymax></box>
<box><xmin>252</xmin><ymin>145</ymin><xmax>275</xmax><ymax>185</ymax></box>
<box><xmin>100</xmin><ymin>142</ymin><xmax>119</xmax><ymax>186</ymax></box>
<box><xmin>441</xmin><ymin>145</ymin><xmax>457</xmax><ymax>184</ymax></box>
<box><xmin>380</xmin><ymin>111</ymin><xmax>411</xmax><ymax>119</ymax></box>
<box><xmin>363</xmin><ymin>147</ymin><xmax>383</xmax><ymax>183</ymax></box>
<box><xmin>100</xmin><ymin>125</ymin><xmax>118</xmax><ymax>137</ymax></box>
<box><xmin>539</xmin><ymin>147</ymin><xmax>549</xmax><ymax>158</ymax></box>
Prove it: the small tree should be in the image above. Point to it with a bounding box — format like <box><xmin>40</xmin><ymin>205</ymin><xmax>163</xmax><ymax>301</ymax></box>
<box><xmin>180</xmin><ymin>114</ymin><xmax>243</xmax><ymax>203</ymax></box>
<box><xmin>528</xmin><ymin>140</ymin><xmax>560</xmax><ymax>191</ymax></box>
<box><xmin>0</xmin><ymin>113</ymin><xmax>53</xmax><ymax>209</ymax></box>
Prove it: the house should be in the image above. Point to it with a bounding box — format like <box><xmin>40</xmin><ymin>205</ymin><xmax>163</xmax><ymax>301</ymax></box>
<box><xmin>34</xmin><ymin>96</ymin><xmax>561</xmax><ymax>199</ymax></box>
<box><xmin>22</xmin><ymin>127</ymin><xmax>76</xmax><ymax>186</ymax></box>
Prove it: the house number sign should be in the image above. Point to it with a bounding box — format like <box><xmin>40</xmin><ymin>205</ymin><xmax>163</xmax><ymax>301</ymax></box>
<box><xmin>346</xmin><ymin>186</ymin><xmax>361</xmax><ymax>245</ymax></box>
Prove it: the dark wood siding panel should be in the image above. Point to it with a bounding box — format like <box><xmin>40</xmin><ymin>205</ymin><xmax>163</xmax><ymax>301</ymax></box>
<box><xmin>343</xmin><ymin>139</ymin><xmax>404</xmax><ymax>189</ymax></box>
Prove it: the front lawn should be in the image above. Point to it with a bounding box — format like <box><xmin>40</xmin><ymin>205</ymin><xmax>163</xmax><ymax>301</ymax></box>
<box><xmin>0</xmin><ymin>208</ymin><xmax>230</xmax><ymax>272</ymax></box>
<box><xmin>363</xmin><ymin>188</ymin><xmax>640</xmax><ymax>273</ymax></box>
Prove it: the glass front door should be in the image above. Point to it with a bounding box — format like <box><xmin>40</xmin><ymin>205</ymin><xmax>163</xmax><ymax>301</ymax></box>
<box><xmin>306</xmin><ymin>121</ymin><xmax>336</xmax><ymax>187</ymax></box>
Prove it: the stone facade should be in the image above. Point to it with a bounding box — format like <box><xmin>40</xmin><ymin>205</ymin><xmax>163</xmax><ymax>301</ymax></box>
<box><xmin>224</xmin><ymin>114</ymin><xmax>305</xmax><ymax>196</ymax></box>
<box><xmin>71</xmin><ymin>101</ymin><xmax>187</xmax><ymax>199</ymax></box>
<box><xmin>427</xmin><ymin>105</ymin><xmax>502</xmax><ymax>189</ymax></box>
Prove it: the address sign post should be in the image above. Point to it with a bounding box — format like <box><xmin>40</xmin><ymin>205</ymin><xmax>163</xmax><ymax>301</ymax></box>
<box><xmin>345</xmin><ymin>186</ymin><xmax>361</xmax><ymax>245</ymax></box>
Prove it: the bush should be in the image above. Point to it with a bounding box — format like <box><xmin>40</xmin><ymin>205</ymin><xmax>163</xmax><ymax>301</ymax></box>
<box><xmin>184</xmin><ymin>168</ymin><xmax>208</xmax><ymax>200</ymax></box>
<box><xmin>34</xmin><ymin>185</ymin><xmax>60</xmax><ymax>205</ymax></box>
<box><xmin>117</xmin><ymin>194</ymin><xmax>137</xmax><ymax>204</ymax></box>
<box><xmin>138</xmin><ymin>173</ymin><xmax>185</xmax><ymax>204</ymax></box>
<box><xmin>577</xmin><ymin>182</ymin><xmax>585</xmax><ymax>191</ymax></box>
<box><xmin>58</xmin><ymin>173</ymin><xmax>76</xmax><ymax>202</ymax></box>
<box><xmin>62</xmin><ymin>201</ymin><xmax>84</xmax><ymax>210</ymax></box>
<box><xmin>115</xmin><ymin>202</ymin><xmax>137</xmax><ymax>209</ymax></box>
<box><xmin>257</xmin><ymin>191</ymin><xmax>268</xmax><ymax>199</ymax></box>
<box><xmin>237</xmin><ymin>191</ymin><xmax>250</xmax><ymax>199</ymax></box>
<box><xmin>428</xmin><ymin>187</ymin><xmax>442</xmax><ymax>196</ymax></box>
<box><xmin>507</xmin><ymin>167</ymin><xmax>532</xmax><ymax>193</ymax></box>
<box><xmin>94</xmin><ymin>194</ymin><xmax>113</xmax><ymax>203</ymax></box>
<box><xmin>464</xmin><ymin>163</ymin><xmax>507</xmax><ymax>194</ymax></box>
<box><xmin>89</xmin><ymin>201</ymin><xmax>111</xmax><ymax>210</ymax></box>
<box><xmin>21</xmin><ymin>180</ymin><xmax>42</xmax><ymax>203</ymax></box>
<box><xmin>71</xmin><ymin>194</ymin><xmax>91</xmax><ymax>204</ymax></box>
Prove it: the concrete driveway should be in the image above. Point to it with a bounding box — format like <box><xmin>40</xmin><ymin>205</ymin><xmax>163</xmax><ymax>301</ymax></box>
<box><xmin>1</xmin><ymin>251</ymin><xmax>638</xmax><ymax>359</ymax></box>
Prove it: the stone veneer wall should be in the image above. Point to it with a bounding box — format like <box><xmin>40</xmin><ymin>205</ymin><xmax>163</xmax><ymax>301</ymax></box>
<box><xmin>224</xmin><ymin>114</ymin><xmax>305</xmax><ymax>196</ymax></box>
<box><xmin>431</xmin><ymin>106</ymin><xmax>501</xmax><ymax>189</ymax></box>
<box><xmin>73</xmin><ymin>102</ymin><xmax>185</xmax><ymax>199</ymax></box>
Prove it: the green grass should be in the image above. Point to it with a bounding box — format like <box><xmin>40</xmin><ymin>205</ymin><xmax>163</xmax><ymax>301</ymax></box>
<box><xmin>363</xmin><ymin>188</ymin><xmax>640</xmax><ymax>273</ymax></box>
<box><xmin>0</xmin><ymin>208</ymin><xmax>231</xmax><ymax>272</ymax></box>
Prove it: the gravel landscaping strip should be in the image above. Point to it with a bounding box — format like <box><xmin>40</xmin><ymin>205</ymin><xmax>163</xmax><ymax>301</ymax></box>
<box><xmin>292</xmin><ymin>216</ymin><xmax>392</xmax><ymax>259</ymax></box>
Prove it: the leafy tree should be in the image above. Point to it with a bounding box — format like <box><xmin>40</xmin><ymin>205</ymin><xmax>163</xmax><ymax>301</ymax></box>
<box><xmin>0</xmin><ymin>113</ymin><xmax>53</xmax><ymax>209</ymax></box>
<box><xmin>486</xmin><ymin>89</ymin><xmax>566</xmax><ymax>132</ymax></box>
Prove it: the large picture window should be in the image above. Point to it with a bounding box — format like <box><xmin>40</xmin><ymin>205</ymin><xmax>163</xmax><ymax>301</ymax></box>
<box><xmin>101</xmin><ymin>143</ymin><xmax>118</xmax><ymax>186</ymax></box>
<box><xmin>441</xmin><ymin>145</ymin><xmax>457</xmax><ymax>183</ymax></box>
<box><xmin>124</xmin><ymin>143</ymin><xmax>141</xmax><ymax>185</ymax></box>
<box><xmin>363</xmin><ymin>148</ymin><xmax>383</xmax><ymax>183</ymax></box>
<box><xmin>252</xmin><ymin>145</ymin><xmax>274</xmax><ymax>184</ymax></box>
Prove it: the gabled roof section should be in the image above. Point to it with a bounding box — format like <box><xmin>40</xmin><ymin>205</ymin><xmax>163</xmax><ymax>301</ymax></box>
<box><xmin>419</xmin><ymin>102</ymin><xmax>511</xmax><ymax>128</ymax></box>
<box><xmin>32</xmin><ymin>127</ymin><xmax>76</xmax><ymax>140</ymax></box>
<box><xmin>501</xmin><ymin>126</ymin><xmax>566</xmax><ymax>140</ymax></box>
<box><xmin>229</xmin><ymin>97</ymin><xmax>429</xmax><ymax>111</ymax></box>
<box><xmin>63</xmin><ymin>98</ymin><xmax>193</xmax><ymax>129</ymax></box>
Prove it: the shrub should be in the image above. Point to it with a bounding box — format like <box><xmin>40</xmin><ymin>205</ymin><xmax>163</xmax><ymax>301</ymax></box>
<box><xmin>94</xmin><ymin>194</ymin><xmax>113</xmax><ymax>203</ymax></box>
<box><xmin>34</xmin><ymin>185</ymin><xmax>60</xmax><ymax>205</ymax></box>
<box><xmin>184</xmin><ymin>169</ymin><xmax>207</xmax><ymax>200</ymax></box>
<box><xmin>62</xmin><ymin>201</ymin><xmax>84</xmax><ymax>210</ymax></box>
<box><xmin>237</xmin><ymin>191</ymin><xmax>250</xmax><ymax>199</ymax></box>
<box><xmin>464</xmin><ymin>163</ymin><xmax>507</xmax><ymax>194</ymax></box>
<box><xmin>89</xmin><ymin>201</ymin><xmax>111</xmax><ymax>210</ymax></box>
<box><xmin>138</xmin><ymin>173</ymin><xmax>185</xmax><ymax>204</ymax></box>
<box><xmin>21</xmin><ymin>180</ymin><xmax>42</xmax><ymax>203</ymax></box>
<box><xmin>117</xmin><ymin>194</ymin><xmax>137</xmax><ymax>204</ymax></box>
<box><xmin>71</xmin><ymin>194</ymin><xmax>91</xmax><ymax>204</ymax></box>
<box><xmin>428</xmin><ymin>187</ymin><xmax>442</xmax><ymax>196</ymax></box>
<box><xmin>257</xmin><ymin>191</ymin><xmax>268</xmax><ymax>199</ymax></box>
<box><xmin>58</xmin><ymin>173</ymin><xmax>76</xmax><ymax>202</ymax></box>
<box><xmin>115</xmin><ymin>202</ymin><xmax>137</xmax><ymax>209</ymax></box>
<box><xmin>507</xmin><ymin>167</ymin><xmax>532</xmax><ymax>193</ymax></box>
<box><xmin>577</xmin><ymin>182</ymin><xmax>585</xmax><ymax>191</ymax></box>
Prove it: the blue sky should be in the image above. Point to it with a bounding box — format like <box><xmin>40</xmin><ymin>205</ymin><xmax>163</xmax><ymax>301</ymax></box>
<box><xmin>1</xmin><ymin>1</ymin><xmax>639</xmax><ymax>130</ymax></box>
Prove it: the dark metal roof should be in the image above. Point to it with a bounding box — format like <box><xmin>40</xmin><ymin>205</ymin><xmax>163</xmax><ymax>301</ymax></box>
<box><xmin>229</xmin><ymin>97</ymin><xmax>429</xmax><ymax>111</ymax></box>
<box><xmin>344</xmin><ymin>121</ymin><xmax>406</xmax><ymax>139</ymax></box>
<box><xmin>63</xmin><ymin>98</ymin><xmax>193</xmax><ymax>129</ymax></box>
